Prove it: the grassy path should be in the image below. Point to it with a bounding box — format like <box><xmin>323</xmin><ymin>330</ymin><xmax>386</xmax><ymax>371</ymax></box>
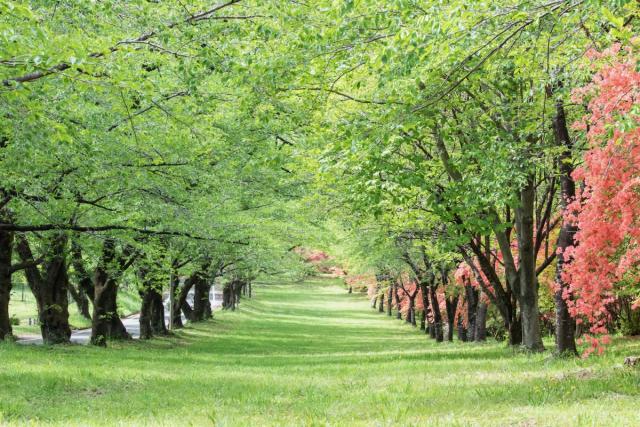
<box><xmin>1</xmin><ymin>277</ymin><xmax>639</xmax><ymax>426</ymax></box>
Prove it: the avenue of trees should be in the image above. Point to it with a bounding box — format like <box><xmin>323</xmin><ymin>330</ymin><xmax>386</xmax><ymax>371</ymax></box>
<box><xmin>298</xmin><ymin>1</ymin><xmax>640</xmax><ymax>357</ymax></box>
<box><xmin>0</xmin><ymin>0</ymin><xmax>316</xmax><ymax>345</ymax></box>
<box><xmin>2</xmin><ymin>0</ymin><xmax>640</xmax><ymax>358</ymax></box>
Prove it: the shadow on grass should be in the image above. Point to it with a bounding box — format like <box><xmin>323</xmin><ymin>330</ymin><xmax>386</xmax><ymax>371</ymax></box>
<box><xmin>1</xmin><ymin>278</ymin><xmax>639</xmax><ymax>425</ymax></box>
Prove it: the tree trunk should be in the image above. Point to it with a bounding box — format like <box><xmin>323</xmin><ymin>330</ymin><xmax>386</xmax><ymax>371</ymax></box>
<box><xmin>429</xmin><ymin>286</ymin><xmax>443</xmax><ymax>342</ymax></box>
<box><xmin>232</xmin><ymin>285</ymin><xmax>238</xmax><ymax>310</ymax></box>
<box><xmin>552</xmin><ymin>96</ymin><xmax>578</xmax><ymax>356</ymax></box>
<box><xmin>202</xmin><ymin>285</ymin><xmax>212</xmax><ymax>320</ymax></box>
<box><xmin>175</xmin><ymin>276</ymin><xmax>194</xmax><ymax>325</ymax></box>
<box><xmin>91</xmin><ymin>239</ymin><xmax>130</xmax><ymax>346</ymax></box>
<box><xmin>68</xmin><ymin>281</ymin><xmax>91</xmax><ymax>320</ymax></box>
<box><xmin>181</xmin><ymin>298</ymin><xmax>194</xmax><ymax>320</ymax></box>
<box><xmin>248</xmin><ymin>282</ymin><xmax>252</xmax><ymax>298</ymax></box>
<box><xmin>419</xmin><ymin>283</ymin><xmax>431</xmax><ymax>335</ymax></box>
<box><xmin>232</xmin><ymin>281</ymin><xmax>242</xmax><ymax>311</ymax></box>
<box><xmin>508</xmin><ymin>314</ymin><xmax>522</xmax><ymax>346</ymax></box>
<box><xmin>0</xmin><ymin>228</ymin><xmax>13</xmax><ymax>340</ymax></box>
<box><xmin>138</xmin><ymin>287</ymin><xmax>153</xmax><ymax>340</ymax></box>
<box><xmin>465</xmin><ymin>284</ymin><xmax>478</xmax><ymax>341</ymax></box>
<box><xmin>192</xmin><ymin>280</ymin><xmax>206</xmax><ymax>320</ymax></box>
<box><xmin>169</xmin><ymin>274</ymin><xmax>183</xmax><ymax>328</ymax></box>
<box><xmin>222</xmin><ymin>284</ymin><xmax>232</xmax><ymax>310</ymax></box>
<box><xmin>17</xmin><ymin>234</ymin><xmax>72</xmax><ymax>344</ymax></box>
<box><xmin>192</xmin><ymin>279</ymin><xmax>210</xmax><ymax>321</ymax></box>
<box><xmin>457</xmin><ymin>316</ymin><xmax>467</xmax><ymax>342</ymax></box>
<box><xmin>387</xmin><ymin>286</ymin><xmax>393</xmax><ymax>316</ymax></box>
<box><xmin>516</xmin><ymin>177</ymin><xmax>544</xmax><ymax>352</ymax></box>
<box><xmin>426</xmin><ymin>287</ymin><xmax>436</xmax><ymax>338</ymax></box>
<box><xmin>445</xmin><ymin>296</ymin><xmax>459</xmax><ymax>342</ymax></box>
<box><xmin>378</xmin><ymin>290</ymin><xmax>384</xmax><ymax>313</ymax></box>
<box><xmin>475</xmin><ymin>301</ymin><xmax>488</xmax><ymax>342</ymax></box>
<box><xmin>92</xmin><ymin>277</ymin><xmax>130</xmax><ymax>344</ymax></box>
<box><xmin>406</xmin><ymin>296</ymin><xmax>414</xmax><ymax>325</ymax></box>
<box><xmin>394</xmin><ymin>283</ymin><xmax>402</xmax><ymax>320</ymax></box>
<box><xmin>41</xmin><ymin>262</ymin><xmax>72</xmax><ymax>345</ymax></box>
<box><xmin>150</xmin><ymin>289</ymin><xmax>167</xmax><ymax>335</ymax></box>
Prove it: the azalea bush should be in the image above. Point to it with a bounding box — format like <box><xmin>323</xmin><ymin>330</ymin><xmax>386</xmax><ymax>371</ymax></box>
<box><xmin>563</xmin><ymin>42</ymin><xmax>640</xmax><ymax>355</ymax></box>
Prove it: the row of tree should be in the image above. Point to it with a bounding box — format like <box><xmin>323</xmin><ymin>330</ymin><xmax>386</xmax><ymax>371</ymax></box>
<box><xmin>2</xmin><ymin>1</ymin><xmax>640</xmax><ymax>355</ymax></box>
<box><xmin>0</xmin><ymin>1</ymin><xmax>320</xmax><ymax>345</ymax></box>
<box><xmin>301</xmin><ymin>1</ymin><xmax>640</xmax><ymax>356</ymax></box>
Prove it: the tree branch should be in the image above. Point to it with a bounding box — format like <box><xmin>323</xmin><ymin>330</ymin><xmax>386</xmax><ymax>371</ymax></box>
<box><xmin>2</xmin><ymin>1</ymin><xmax>243</xmax><ymax>87</ymax></box>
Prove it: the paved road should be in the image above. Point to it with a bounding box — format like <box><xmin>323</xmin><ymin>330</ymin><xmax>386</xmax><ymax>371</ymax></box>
<box><xmin>17</xmin><ymin>287</ymin><xmax>222</xmax><ymax>345</ymax></box>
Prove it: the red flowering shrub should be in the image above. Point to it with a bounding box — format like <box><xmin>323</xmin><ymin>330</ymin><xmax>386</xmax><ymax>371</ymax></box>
<box><xmin>562</xmin><ymin>42</ymin><xmax>640</xmax><ymax>355</ymax></box>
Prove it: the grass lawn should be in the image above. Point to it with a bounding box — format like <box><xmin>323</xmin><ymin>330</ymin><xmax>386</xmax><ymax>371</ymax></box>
<box><xmin>1</xmin><ymin>277</ymin><xmax>639</xmax><ymax>426</ymax></box>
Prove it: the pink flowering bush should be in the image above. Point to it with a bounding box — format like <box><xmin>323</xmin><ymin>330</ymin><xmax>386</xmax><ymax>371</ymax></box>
<box><xmin>563</xmin><ymin>42</ymin><xmax>640</xmax><ymax>356</ymax></box>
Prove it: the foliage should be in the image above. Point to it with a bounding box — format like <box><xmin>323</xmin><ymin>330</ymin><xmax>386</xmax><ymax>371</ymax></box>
<box><xmin>562</xmin><ymin>42</ymin><xmax>640</xmax><ymax>355</ymax></box>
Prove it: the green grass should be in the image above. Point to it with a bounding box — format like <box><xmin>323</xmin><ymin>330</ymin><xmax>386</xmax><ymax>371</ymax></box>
<box><xmin>9</xmin><ymin>283</ymin><xmax>141</xmax><ymax>336</ymax></box>
<box><xmin>1</xmin><ymin>277</ymin><xmax>639</xmax><ymax>426</ymax></box>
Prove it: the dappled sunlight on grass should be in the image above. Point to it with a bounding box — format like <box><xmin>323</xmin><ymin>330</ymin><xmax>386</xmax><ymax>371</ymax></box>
<box><xmin>0</xmin><ymin>277</ymin><xmax>639</xmax><ymax>426</ymax></box>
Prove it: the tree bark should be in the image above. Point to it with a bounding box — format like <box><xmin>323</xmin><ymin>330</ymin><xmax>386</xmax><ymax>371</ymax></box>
<box><xmin>0</xmin><ymin>228</ymin><xmax>13</xmax><ymax>340</ymax></box>
<box><xmin>230</xmin><ymin>283</ymin><xmax>237</xmax><ymax>311</ymax></box>
<box><xmin>177</xmin><ymin>261</ymin><xmax>210</xmax><ymax>322</ymax></box>
<box><xmin>394</xmin><ymin>282</ymin><xmax>402</xmax><ymax>320</ymax></box>
<box><xmin>150</xmin><ymin>288</ymin><xmax>167</xmax><ymax>335</ymax></box>
<box><xmin>68</xmin><ymin>280</ymin><xmax>91</xmax><ymax>320</ymax></box>
<box><xmin>445</xmin><ymin>296</ymin><xmax>459</xmax><ymax>342</ymax></box>
<box><xmin>406</xmin><ymin>296</ymin><xmax>415</xmax><ymax>326</ymax></box>
<box><xmin>409</xmin><ymin>297</ymin><xmax>416</xmax><ymax>326</ymax></box>
<box><xmin>202</xmin><ymin>284</ymin><xmax>212</xmax><ymax>320</ymax></box>
<box><xmin>551</xmin><ymin>96</ymin><xmax>578</xmax><ymax>356</ymax></box>
<box><xmin>516</xmin><ymin>177</ymin><xmax>545</xmax><ymax>352</ymax></box>
<box><xmin>508</xmin><ymin>315</ymin><xmax>522</xmax><ymax>346</ymax></box>
<box><xmin>464</xmin><ymin>245</ymin><xmax>521</xmax><ymax>345</ymax></box>
<box><xmin>90</xmin><ymin>239</ymin><xmax>130</xmax><ymax>346</ymax></box>
<box><xmin>192</xmin><ymin>279</ymin><xmax>210</xmax><ymax>321</ymax></box>
<box><xmin>232</xmin><ymin>280</ymin><xmax>242</xmax><ymax>311</ymax></box>
<box><xmin>457</xmin><ymin>316</ymin><xmax>467</xmax><ymax>342</ymax></box>
<box><xmin>137</xmin><ymin>266</ymin><xmax>167</xmax><ymax>338</ymax></box>
<box><xmin>138</xmin><ymin>287</ymin><xmax>153</xmax><ymax>340</ymax></box>
<box><xmin>419</xmin><ymin>284</ymin><xmax>432</xmax><ymax>335</ymax></box>
<box><xmin>222</xmin><ymin>284</ymin><xmax>232</xmax><ymax>310</ymax></box>
<box><xmin>429</xmin><ymin>286</ymin><xmax>443</xmax><ymax>342</ymax></box>
<box><xmin>475</xmin><ymin>301</ymin><xmax>488</xmax><ymax>342</ymax></box>
<box><xmin>175</xmin><ymin>276</ymin><xmax>194</xmax><ymax>324</ymax></box>
<box><xmin>17</xmin><ymin>234</ymin><xmax>72</xmax><ymax>344</ymax></box>
<box><xmin>464</xmin><ymin>284</ymin><xmax>478</xmax><ymax>341</ymax></box>
<box><xmin>169</xmin><ymin>274</ymin><xmax>182</xmax><ymax>328</ymax></box>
